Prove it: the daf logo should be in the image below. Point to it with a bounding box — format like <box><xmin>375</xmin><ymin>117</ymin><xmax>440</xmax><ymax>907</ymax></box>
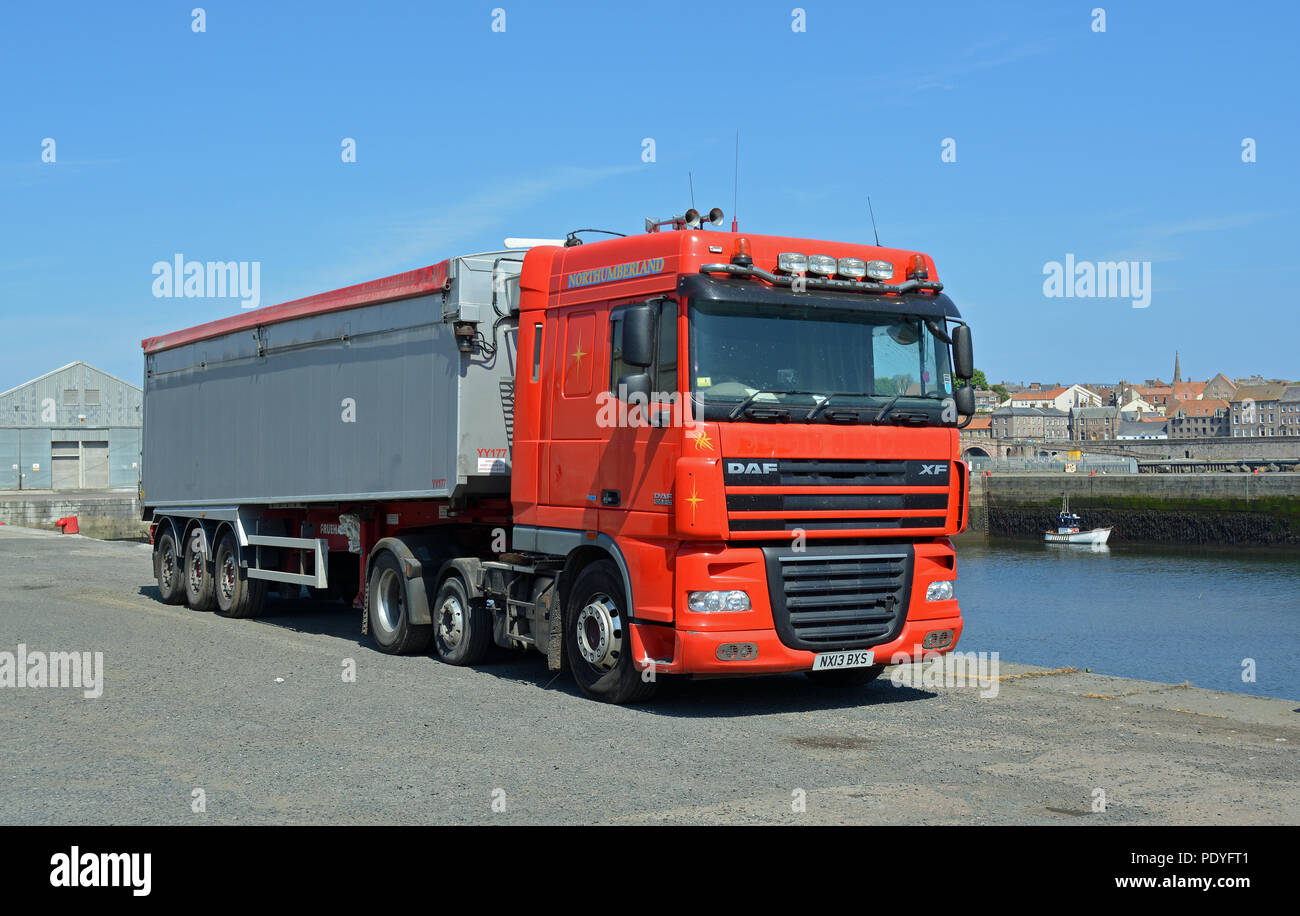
<box><xmin>727</xmin><ymin>461</ymin><xmax>779</xmax><ymax>475</ymax></box>
<box><xmin>919</xmin><ymin>463</ymin><xmax>946</xmax><ymax>476</ymax></box>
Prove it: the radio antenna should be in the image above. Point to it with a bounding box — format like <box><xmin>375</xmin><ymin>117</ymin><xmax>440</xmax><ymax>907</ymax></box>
<box><xmin>867</xmin><ymin>196</ymin><xmax>881</xmax><ymax>246</ymax></box>
<box><xmin>688</xmin><ymin>171</ymin><xmax>696</xmax><ymax>210</ymax></box>
<box><xmin>732</xmin><ymin>132</ymin><xmax>740</xmax><ymax>232</ymax></box>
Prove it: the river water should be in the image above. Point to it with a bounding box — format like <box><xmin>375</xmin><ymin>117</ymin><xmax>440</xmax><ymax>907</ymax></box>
<box><xmin>951</xmin><ymin>535</ymin><xmax>1300</xmax><ymax>700</ymax></box>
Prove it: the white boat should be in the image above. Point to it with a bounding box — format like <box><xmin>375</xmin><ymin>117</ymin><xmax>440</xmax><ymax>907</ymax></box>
<box><xmin>1044</xmin><ymin>496</ymin><xmax>1112</xmax><ymax>545</ymax></box>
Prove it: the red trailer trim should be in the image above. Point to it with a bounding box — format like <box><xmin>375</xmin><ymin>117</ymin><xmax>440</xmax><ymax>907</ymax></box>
<box><xmin>141</xmin><ymin>260</ymin><xmax>451</xmax><ymax>354</ymax></box>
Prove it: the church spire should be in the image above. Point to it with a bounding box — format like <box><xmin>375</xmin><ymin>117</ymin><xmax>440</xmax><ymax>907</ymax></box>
<box><xmin>1173</xmin><ymin>351</ymin><xmax>1181</xmax><ymax>384</ymax></box>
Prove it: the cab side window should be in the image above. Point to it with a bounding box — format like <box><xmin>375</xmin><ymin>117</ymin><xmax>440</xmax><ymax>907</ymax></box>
<box><xmin>610</xmin><ymin>299</ymin><xmax>678</xmax><ymax>397</ymax></box>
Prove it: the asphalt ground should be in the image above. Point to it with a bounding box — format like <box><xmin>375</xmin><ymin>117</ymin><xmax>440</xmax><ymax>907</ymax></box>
<box><xmin>1</xmin><ymin>525</ymin><xmax>1295</xmax><ymax>825</ymax></box>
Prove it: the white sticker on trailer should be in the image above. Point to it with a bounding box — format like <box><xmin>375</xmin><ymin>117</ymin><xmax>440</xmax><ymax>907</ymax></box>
<box><xmin>478</xmin><ymin>458</ymin><xmax>509</xmax><ymax>474</ymax></box>
<box><xmin>386</xmin><ymin>514</ymin><xmax>399</xmax><ymax>525</ymax></box>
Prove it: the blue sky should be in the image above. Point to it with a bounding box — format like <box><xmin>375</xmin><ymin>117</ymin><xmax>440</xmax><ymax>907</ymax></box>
<box><xmin>2</xmin><ymin>0</ymin><xmax>1296</xmax><ymax>391</ymax></box>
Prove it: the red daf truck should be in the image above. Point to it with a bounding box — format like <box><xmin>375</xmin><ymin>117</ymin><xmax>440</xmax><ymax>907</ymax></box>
<box><xmin>141</xmin><ymin>212</ymin><xmax>975</xmax><ymax>703</ymax></box>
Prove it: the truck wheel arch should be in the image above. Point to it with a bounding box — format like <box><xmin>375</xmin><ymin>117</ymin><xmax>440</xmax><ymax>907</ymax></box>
<box><xmin>367</xmin><ymin>536</ymin><xmax>434</xmax><ymax>626</ymax></box>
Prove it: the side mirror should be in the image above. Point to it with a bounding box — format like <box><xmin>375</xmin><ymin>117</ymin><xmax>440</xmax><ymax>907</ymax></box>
<box><xmin>951</xmin><ymin>324</ymin><xmax>974</xmax><ymax>380</ymax></box>
<box><xmin>617</xmin><ymin>373</ymin><xmax>651</xmax><ymax>403</ymax></box>
<box><xmin>622</xmin><ymin>304</ymin><xmax>655</xmax><ymax>368</ymax></box>
<box><xmin>955</xmin><ymin>385</ymin><xmax>976</xmax><ymax>417</ymax></box>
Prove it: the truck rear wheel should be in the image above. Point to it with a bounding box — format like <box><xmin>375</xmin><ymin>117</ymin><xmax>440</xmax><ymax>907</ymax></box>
<box><xmin>805</xmin><ymin>664</ymin><xmax>886</xmax><ymax>687</ymax></box>
<box><xmin>214</xmin><ymin>531</ymin><xmax>267</xmax><ymax>619</ymax></box>
<box><xmin>432</xmin><ymin>574</ymin><xmax>491</xmax><ymax>666</ymax></box>
<box><xmin>184</xmin><ymin>529</ymin><xmax>217</xmax><ymax>611</ymax></box>
<box><xmin>564</xmin><ymin>560</ymin><xmax>657</xmax><ymax>704</ymax></box>
<box><xmin>367</xmin><ymin>551</ymin><xmax>432</xmax><ymax>655</ymax></box>
<box><xmin>154</xmin><ymin>528</ymin><xmax>186</xmax><ymax>605</ymax></box>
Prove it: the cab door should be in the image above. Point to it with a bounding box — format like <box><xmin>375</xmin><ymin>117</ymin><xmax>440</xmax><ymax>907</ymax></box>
<box><xmin>598</xmin><ymin>298</ymin><xmax>682</xmax><ymax>537</ymax></box>
<box><xmin>546</xmin><ymin>305</ymin><xmax>605</xmax><ymax>529</ymax></box>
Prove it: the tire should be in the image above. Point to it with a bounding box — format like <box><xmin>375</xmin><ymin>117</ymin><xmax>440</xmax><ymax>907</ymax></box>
<box><xmin>154</xmin><ymin>528</ymin><xmax>186</xmax><ymax>605</ymax></box>
<box><xmin>214</xmin><ymin>531</ymin><xmax>267</xmax><ymax>619</ymax></box>
<box><xmin>367</xmin><ymin>550</ymin><xmax>432</xmax><ymax>655</ymax></box>
<box><xmin>563</xmin><ymin>560</ymin><xmax>658</xmax><ymax>704</ymax></box>
<box><xmin>431</xmin><ymin>574</ymin><xmax>492</xmax><ymax>666</ymax></box>
<box><xmin>183</xmin><ymin>528</ymin><xmax>217</xmax><ymax>611</ymax></box>
<box><xmin>805</xmin><ymin>664</ymin><xmax>886</xmax><ymax>688</ymax></box>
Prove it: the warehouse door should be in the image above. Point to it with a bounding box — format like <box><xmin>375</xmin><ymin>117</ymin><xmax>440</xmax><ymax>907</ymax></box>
<box><xmin>50</xmin><ymin>441</ymin><xmax>80</xmax><ymax>489</ymax></box>
<box><xmin>84</xmin><ymin>441</ymin><xmax>109</xmax><ymax>488</ymax></box>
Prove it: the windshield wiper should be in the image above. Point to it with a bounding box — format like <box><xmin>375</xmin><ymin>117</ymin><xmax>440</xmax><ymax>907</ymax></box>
<box><xmin>805</xmin><ymin>392</ymin><xmax>872</xmax><ymax>422</ymax></box>
<box><xmin>726</xmin><ymin>389</ymin><xmax>816</xmax><ymax>420</ymax></box>
<box><xmin>871</xmin><ymin>394</ymin><xmax>904</xmax><ymax>425</ymax></box>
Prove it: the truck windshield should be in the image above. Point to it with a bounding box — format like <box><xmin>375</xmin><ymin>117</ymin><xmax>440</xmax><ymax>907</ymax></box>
<box><xmin>688</xmin><ymin>299</ymin><xmax>954</xmax><ymax>423</ymax></box>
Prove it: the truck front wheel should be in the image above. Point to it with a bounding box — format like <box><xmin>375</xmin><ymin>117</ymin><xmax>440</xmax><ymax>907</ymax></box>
<box><xmin>432</xmin><ymin>574</ymin><xmax>491</xmax><ymax>666</ymax></box>
<box><xmin>154</xmin><ymin>528</ymin><xmax>186</xmax><ymax>605</ymax></box>
<box><xmin>564</xmin><ymin>560</ymin><xmax>657</xmax><ymax>704</ymax></box>
<box><xmin>184</xmin><ymin>530</ymin><xmax>217</xmax><ymax>611</ymax></box>
<box><xmin>214</xmin><ymin>531</ymin><xmax>267</xmax><ymax>619</ymax></box>
<box><xmin>367</xmin><ymin>551</ymin><xmax>432</xmax><ymax>655</ymax></box>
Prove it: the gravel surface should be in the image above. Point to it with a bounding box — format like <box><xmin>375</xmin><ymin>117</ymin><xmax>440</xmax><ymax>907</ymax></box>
<box><xmin>1</xmin><ymin>525</ymin><xmax>1296</xmax><ymax>825</ymax></box>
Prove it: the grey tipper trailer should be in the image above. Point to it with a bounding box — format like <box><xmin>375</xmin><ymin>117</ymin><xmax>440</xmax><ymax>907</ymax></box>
<box><xmin>142</xmin><ymin>251</ymin><xmax>521</xmax><ymax>596</ymax></box>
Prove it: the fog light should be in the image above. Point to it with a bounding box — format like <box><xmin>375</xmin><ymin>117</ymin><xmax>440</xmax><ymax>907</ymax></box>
<box><xmin>837</xmin><ymin>257</ymin><xmax>866</xmax><ymax>278</ymax></box>
<box><xmin>688</xmin><ymin>590</ymin><xmax>751</xmax><ymax>612</ymax></box>
<box><xmin>926</xmin><ymin>580</ymin><xmax>954</xmax><ymax>602</ymax></box>
<box><xmin>866</xmin><ymin>259</ymin><xmax>894</xmax><ymax>280</ymax></box>
<box><xmin>716</xmin><ymin>642</ymin><xmax>758</xmax><ymax>661</ymax></box>
<box><xmin>777</xmin><ymin>252</ymin><xmax>808</xmax><ymax>273</ymax></box>
<box><xmin>923</xmin><ymin>629</ymin><xmax>953</xmax><ymax>650</ymax></box>
<box><xmin>807</xmin><ymin>254</ymin><xmax>837</xmax><ymax>276</ymax></box>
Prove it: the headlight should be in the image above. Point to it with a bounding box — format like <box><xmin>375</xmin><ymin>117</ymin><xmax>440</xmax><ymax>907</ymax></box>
<box><xmin>925</xmin><ymin>580</ymin><xmax>954</xmax><ymax>602</ymax></box>
<box><xmin>688</xmin><ymin>590</ymin><xmax>752</xmax><ymax>612</ymax></box>
<box><xmin>807</xmin><ymin>254</ymin><xmax>837</xmax><ymax>276</ymax></box>
<box><xmin>866</xmin><ymin>259</ymin><xmax>894</xmax><ymax>280</ymax></box>
<box><xmin>777</xmin><ymin>252</ymin><xmax>808</xmax><ymax>273</ymax></box>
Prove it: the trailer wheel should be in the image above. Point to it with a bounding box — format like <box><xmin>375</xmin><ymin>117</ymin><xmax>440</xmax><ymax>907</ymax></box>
<box><xmin>805</xmin><ymin>664</ymin><xmax>886</xmax><ymax>687</ymax></box>
<box><xmin>154</xmin><ymin>528</ymin><xmax>186</xmax><ymax>605</ymax></box>
<box><xmin>184</xmin><ymin>529</ymin><xmax>217</xmax><ymax>611</ymax></box>
<box><xmin>431</xmin><ymin>574</ymin><xmax>491</xmax><ymax>666</ymax></box>
<box><xmin>367</xmin><ymin>551</ymin><xmax>431</xmax><ymax>654</ymax></box>
<box><xmin>214</xmin><ymin>531</ymin><xmax>267</xmax><ymax>619</ymax></box>
<box><xmin>564</xmin><ymin>560</ymin><xmax>658</xmax><ymax>704</ymax></box>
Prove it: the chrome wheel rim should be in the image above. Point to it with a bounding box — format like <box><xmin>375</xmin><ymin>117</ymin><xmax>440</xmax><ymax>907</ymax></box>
<box><xmin>375</xmin><ymin>568</ymin><xmax>405</xmax><ymax>635</ymax></box>
<box><xmin>219</xmin><ymin>551</ymin><xmax>236</xmax><ymax>603</ymax></box>
<box><xmin>575</xmin><ymin>592</ymin><xmax>622</xmax><ymax>672</ymax></box>
<box><xmin>160</xmin><ymin>543</ymin><xmax>176</xmax><ymax>590</ymax></box>
<box><xmin>437</xmin><ymin>593</ymin><xmax>465</xmax><ymax>649</ymax></box>
<box><xmin>187</xmin><ymin>546</ymin><xmax>204</xmax><ymax>594</ymax></box>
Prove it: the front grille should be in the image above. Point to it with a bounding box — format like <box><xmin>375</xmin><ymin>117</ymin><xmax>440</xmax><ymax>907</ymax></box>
<box><xmin>725</xmin><ymin>458</ymin><xmax>950</xmax><ymax>536</ymax></box>
<box><xmin>763</xmin><ymin>545</ymin><xmax>912</xmax><ymax>650</ymax></box>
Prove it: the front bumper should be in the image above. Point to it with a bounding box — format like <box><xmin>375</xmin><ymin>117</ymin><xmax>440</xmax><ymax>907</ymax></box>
<box><xmin>633</xmin><ymin>614</ymin><xmax>963</xmax><ymax>676</ymax></box>
<box><xmin>627</xmin><ymin>539</ymin><xmax>963</xmax><ymax>676</ymax></box>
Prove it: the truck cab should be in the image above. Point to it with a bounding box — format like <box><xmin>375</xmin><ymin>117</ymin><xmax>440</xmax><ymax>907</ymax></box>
<box><xmin>508</xmin><ymin>227</ymin><xmax>974</xmax><ymax>700</ymax></box>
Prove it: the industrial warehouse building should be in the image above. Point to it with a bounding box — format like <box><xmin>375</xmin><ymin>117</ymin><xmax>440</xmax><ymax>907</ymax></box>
<box><xmin>0</xmin><ymin>362</ymin><xmax>141</xmax><ymax>490</ymax></box>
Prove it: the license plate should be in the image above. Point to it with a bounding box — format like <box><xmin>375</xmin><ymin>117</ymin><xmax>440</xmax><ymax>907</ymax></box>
<box><xmin>811</xmin><ymin>650</ymin><xmax>875</xmax><ymax>671</ymax></box>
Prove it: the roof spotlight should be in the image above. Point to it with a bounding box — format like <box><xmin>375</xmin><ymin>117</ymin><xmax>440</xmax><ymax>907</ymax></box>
<box><xmin>684</xmin><ymin>208</ymin><xmax>702</xmax><ymax>229</ymax></box>
<box><xmin>707</xmin><ymin>207</ymin><xmax>725</xmax><ymax>227</ymax></box>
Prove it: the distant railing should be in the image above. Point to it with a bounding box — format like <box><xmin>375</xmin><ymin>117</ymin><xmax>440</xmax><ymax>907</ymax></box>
<box><xmin>963</xmin><ymin>456</ymin><xmax>1138</xmax><ymax>474</ymax></box>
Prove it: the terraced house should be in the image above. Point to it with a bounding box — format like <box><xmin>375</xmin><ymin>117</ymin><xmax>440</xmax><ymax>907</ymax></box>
<box><xmin>1231</xmin><ymin>383</ymin><xmax>1289</xmax><ymax>437</ymax></box>
<box><xmin>1166</xmin><ymin>398</ymin><xmax>1230</xmax><ymax>438</ymax></box>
